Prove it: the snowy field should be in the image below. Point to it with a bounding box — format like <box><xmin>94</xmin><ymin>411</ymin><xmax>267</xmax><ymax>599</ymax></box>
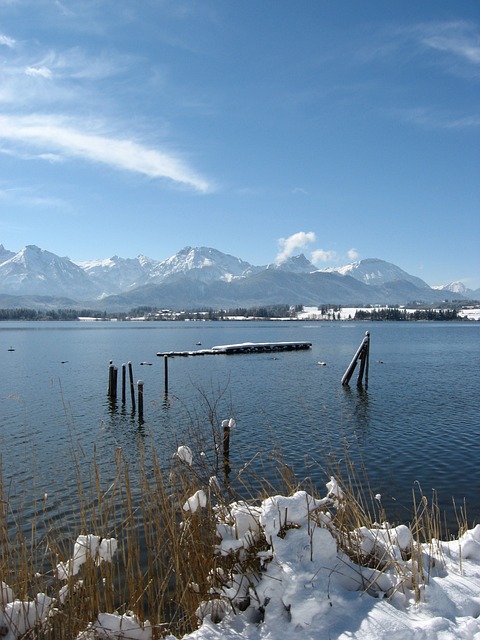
<box><xmin>297</xmin><ymin>306</ymin><xmax>480</xmax><ymax>321</ymax></box>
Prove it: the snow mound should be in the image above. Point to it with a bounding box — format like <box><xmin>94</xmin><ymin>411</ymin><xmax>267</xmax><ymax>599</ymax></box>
<box><xmin>182</xmin><ymin>487</ymin><xmax>480</xmax><ymax>640</ymax></box>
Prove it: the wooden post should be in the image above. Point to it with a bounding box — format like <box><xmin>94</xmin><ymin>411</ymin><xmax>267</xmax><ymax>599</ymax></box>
<box><xmin>357</xmin><ymin>346</ymin><xmax>367</xmax><ymax>386</ymax></box>
<box><xmin>107</xmin><ymin>361</ymin><xmax>113</xmax><ymax>397</ymax></box>
<box><xmin>342</xmin><ymin>331</ymin><xmax>370</xmax><ymax>387</ymax></box>
<box><xmin>164</xmin><ymin>355</ymin><xmax>169</xmax><ymax>395</ymax></box>
<box><xmin>121</xmin><ymin>363</ymin><xmax>126</xmax><ymax>404</ymax></box>
<box><xmin>137</xmin><ymin>380</ymin><xmax>144</xmax><ymax>419</ymax></box>
<box><xmin>128</xmin><ymin>361</ymin><xmax>136</xmax><ymax>412</ymax></box>
<box><xmin>222</xmin><ymin>419</ymin><xmax>231</xmax><ymax>477</ymax></box>
<box><xmin>365</xmin><ymin>333</ymin><xmax>370</xmax><ymax>389</ymax></box>
<box><xmin>109</xmin><ymin>365</ymin><xmax>118</xmax><ymax>401</ymax></box>
<box><xmin>222</xmin><ymin>418</ymin><xmax>235</xmax><ymax>480</ymax></box>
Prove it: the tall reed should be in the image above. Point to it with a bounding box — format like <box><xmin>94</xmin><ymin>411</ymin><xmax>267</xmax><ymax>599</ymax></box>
<box><xmin>0</xmin><ymin>412</ymin><xmax>469</xmax><ymax>639</ymax></box>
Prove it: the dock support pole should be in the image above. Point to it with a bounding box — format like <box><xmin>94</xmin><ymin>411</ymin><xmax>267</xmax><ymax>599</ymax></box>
<box><xmin>342</xmin><ymin>331</ymin><xmax>370</xmax><ymax>388</ymax></box>
<box><xmin>137</xmin><ymin>380</ymin><xmax>144</xmax><ymax>420</ymax></box>
<box><xmin>107</xmin><ymin>361</ymin><xmax>113</xmax><ymax>397</ymax></box>
<box><xmin>108</xmin><ymin>364</ymin><xmax>118</xmax><ymax>401</ymax></box>
<box><xmin>223</xmin><ymin>420</ymin><xmax>231</xmax><ymax>477</ymax></box>
<box><xmin>121</xmin><ymin>363</ymin><xmax>126</xmax><ymax>404</ymax></box>
<box><xmin>128</xmin><ymin>361</ymin><xmax>136</xmax><ymax>412</ymax></box>
<box><xmin>112</xmin><ymin>366</ymin><xmax>118</xmax><ymax>400</ymax></box>
<box><xmin>164</xmin><ymin>355</ymin><xmax>169</xmax><ymax>395</ymax></box>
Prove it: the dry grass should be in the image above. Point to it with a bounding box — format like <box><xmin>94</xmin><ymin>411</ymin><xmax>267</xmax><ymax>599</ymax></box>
<box><xmin>0</xmin><ymin>413</ymin><xmax>470</xmax><ymax>639</ymax></box>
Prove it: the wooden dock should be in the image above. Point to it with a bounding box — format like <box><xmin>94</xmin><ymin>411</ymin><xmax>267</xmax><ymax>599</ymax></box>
<box><xmin>156</xmin><ymin>341</ymin><xmax>312</xmax><ymax>357</ymax></box>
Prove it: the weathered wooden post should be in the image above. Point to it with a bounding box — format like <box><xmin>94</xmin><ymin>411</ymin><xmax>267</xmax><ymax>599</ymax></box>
<box><xmin>164</xmin><ymin>355</ymin><xmax>169</xmax><ymax>395</ymax></box>
<box><xmin>357</xmin><ymin>345</ymin><xmax>367</xmax><ymax>387</ymax></box>
<box><xmin>342</xmin><ymin>331</ymin><xmax>370</xmax><ymax>388</ymax></box>
<box><xmin>222</xmin><ymin>418</ymin><xmax>235</xmax><ymax>477</ymax></box>
<box><xmin>112</xmin><ymin>366</ymin><xmax>118</xmax><ymax>400</ymax></box>
<box><xmin>108</xmin><ymin>362</ymin><xmax>118</xmax><ymax>401</ymax></box>
<box><xmin>121</xmin><ymin>363</ymin><xmax>126</xmax><ymax>404</ymax></box>
<box><xmin>137</xmin><ymin>380</ymin><xmax>144</xmax><ymax>419</ymax></box>
<box><xmin>128</xmin><ymin>361</ymin><xmax>136</xmax><ymax>412</ymax></box>
<box><xmin>364</xmin><ymin>332</ymin><xmax>370</xmax><ymax>388</ymax></box>
<box><xmin>223</xmin><ymin>421</ymin><xmax>230</xmax><ymax>476</ymax></box>
<box><xmin>107</xmin><ymin>361</ymin><xmax>113</xmax><ymax>397</ymax></box>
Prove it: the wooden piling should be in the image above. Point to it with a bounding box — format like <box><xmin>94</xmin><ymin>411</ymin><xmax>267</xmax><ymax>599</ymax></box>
<box><xmin>223</xmin><ymin>421</ymin><xmax>231</xmax><ymax>476</ymax></box>
<box><xmin>121</xmin><ymin>363</ymin><xmax>126</xmax><ymax>404</ymax></box>
<box><xmin>222</xmin><ymin>418</ymin><xmax>236</xmax><ymax>477</ymax></box>
<box><xmin>128</xmin><ymin>361</ymin><xmax>136</xmax><ymax>412</ymax></box>
<box><xmin>108</xmin><ymin>362</ymin><xmax>118</xmax><ymax>401</ymax></box>
<box><xmin>107</xmin><ymin>362</ymin><xmax>113</xmax><ymax>397</ymax></box>
<box><xmin>137</xmin><ymin>380</ymin><xmax>144</xmax><ymax>419</ymax></box>
<box><xmin>342</xmin><ymin>331</ymin><xmax>370</xmax><ymax>387</ymax></box>
<box><xmin>164</xmin><ymin>355</ymin><xmax>169</xmax><ymax>395</ymax></box>
<box><xmin>364</xmin><ymin>333</ymin><xmax>370</xmax><ymax>389</ymax></box>
<box><xmin>357</xmin><ymin>347</ymin><xmax>367</xmax><ymax>386</ymax></box>
<box><xmin>112</xmin><ymin>366</ymin><xmax>118</xmax><ymax>400</ymax></box>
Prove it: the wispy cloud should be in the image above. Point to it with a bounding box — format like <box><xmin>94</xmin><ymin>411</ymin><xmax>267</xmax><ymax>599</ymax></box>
<box><xmin>353</xmin><ymin>20</ymin><xmax>480</xmax><ymax>77</ymax></box>
<box><xmin>0</xmin><ymin>33</ymin><xmax>15</xmax><ymax>48</ymax></box>
<box><xmin>0</xmin><ymin>186</ymin><xmax>66</xmax><ymax>208</ymax></box>
<box><xmin>25</xmin><ymin>66</ymin><xmax>53</xmax><ymax>78</ymax></box>
<box><xmin>420</xmin><ymin>20</ymin><xmax>480</xmax><ymax>65</ymax></box>
<box><xmin>392</xmin><ymin>106</ymin><xmax>480</xmax><ymax>130</ymax></box>
<box><xmin>0</xmin><ymin>114</ymin><xmax>211</xmax><ymax>192</ymax></box>
<box><xmin>275</xmin><ymin>231</ymin><xmax>316</xmax><ymax>264</ymax></box>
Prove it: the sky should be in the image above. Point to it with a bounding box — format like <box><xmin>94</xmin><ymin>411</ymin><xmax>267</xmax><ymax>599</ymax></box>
<box><xmin>0</xmin><ymin>0</ymin><xmax>479</xmax><ymax>288</ymax></box>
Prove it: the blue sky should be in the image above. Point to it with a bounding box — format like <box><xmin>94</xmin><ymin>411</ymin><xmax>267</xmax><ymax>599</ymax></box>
<box><xmin>0</xmin><ymin>0</ymin><xmax>478</xmax><ymax>288</ymax></box>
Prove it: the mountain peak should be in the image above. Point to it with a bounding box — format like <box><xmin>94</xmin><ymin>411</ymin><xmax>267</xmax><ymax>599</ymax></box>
<box><xmin>432</xmin><ymin>281</ymin><xmax>469</xmax><ymax>295</ymax></box>
<box><xmin>151</xmin><ymin>246</ymin><xmax>255</xmax><ymax>283</ymax></box>
<box><xmin>0</xmin><ymin>244</ymin><xmax>473</xmax><ymax>308</ymax></box>
<box><xmin>268</xmin><ymin>253</ymin><xmax>316</xmax><ymax>273</ymax></box>
<box><xmin>326</xmin><ymin>258</ymin><xmax>431</xmax><ymax>289</ymax></box>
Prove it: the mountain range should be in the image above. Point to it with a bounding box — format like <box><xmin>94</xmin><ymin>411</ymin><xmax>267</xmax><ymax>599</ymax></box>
<box><xmin>0</xmin><ymin>244</ymin><xmax>477</xmax><ymax>311</ymax></box>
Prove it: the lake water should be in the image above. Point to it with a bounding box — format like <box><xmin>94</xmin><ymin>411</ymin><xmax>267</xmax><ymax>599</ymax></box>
<box><xmin>1</xmin><ymin>320</ymin><xmax>479</xmax><ymax>532</ymax></box>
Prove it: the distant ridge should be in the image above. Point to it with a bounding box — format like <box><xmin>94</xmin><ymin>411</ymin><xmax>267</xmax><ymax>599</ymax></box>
<box><xmin>0</xmin><ymin>244</ymin><xmax>476</xmax><ymax>310</ymax></box>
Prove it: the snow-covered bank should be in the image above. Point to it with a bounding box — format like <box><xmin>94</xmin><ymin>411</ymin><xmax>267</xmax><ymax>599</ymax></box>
<box><xmin>181</xmin><ymin>489</ymin><xmax>480</xmax><ymax>640</ymax></box>
<box><xmin>2</xmin><ymin>483</ymin><xmax>480</xmax><ymax>639</ymax></box>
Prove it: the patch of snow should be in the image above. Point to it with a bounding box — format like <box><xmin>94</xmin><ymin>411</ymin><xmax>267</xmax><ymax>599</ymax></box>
<box><xmin>183</xmin><ymin>490</ymin><xmax>207</xmax><ymax>513</ymax></box>
<box><xmin>175</xmin><ymin>445</ymin><xmax>193</xmax><ymax>466</ymax></box>
<box><xmin>76</xmin><ymin>612</ymin><xmax>153</xmax><ymax>639</ymax></box>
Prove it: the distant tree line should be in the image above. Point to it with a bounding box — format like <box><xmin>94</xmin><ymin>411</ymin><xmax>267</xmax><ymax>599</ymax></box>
<box><xmin>0</xmin><ymin>308</ymin><xmax>108</xmax><ymax>321</ymax></box>
<box><xmin>221</xmin><ymin>304</ymin><xmax>293</xmax><ymax>318</ymax></box>
<box><xmin>354</xmin><ymin>308</ymin><xmax>461</xmax><ymax>321</ymax></box>
<box><xmin>0</xmin><ymin>304</ymin><xmax>471</xmax><ymax>322</ymax></box>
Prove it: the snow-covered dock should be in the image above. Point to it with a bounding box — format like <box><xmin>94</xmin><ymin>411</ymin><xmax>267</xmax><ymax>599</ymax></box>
<box><xmin>156</xmin><ymin>341</ymin><xmax>312</xmax><ymax>357</ymax></box>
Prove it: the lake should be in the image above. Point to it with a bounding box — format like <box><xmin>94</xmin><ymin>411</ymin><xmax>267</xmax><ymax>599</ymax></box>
<box><xmin>1</xmin><ymin>320</ymin><xmax>479</xmax><ymax>533</ymax></box>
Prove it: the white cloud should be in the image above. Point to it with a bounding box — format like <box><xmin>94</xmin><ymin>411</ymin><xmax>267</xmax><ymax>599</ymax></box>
<box><xmin>311</xmin><ymin>249</ymin><xmax>337</xmax><ymax>264</ymax></box>
<box><xmin>0</xmin><ymin>114</ymin><xmax>211</xmax><ymax>192</ymax></box>
<box><xmin>25</xmin><ymin>66</ymin><xmax>53</xmax><ymax>78</ymax></box>
<box><xmin>347</xmin><ymin>248</ymin><xmax>359</xmax><ymax>261</ymax></box>
<box><xmin>275</xmin><ymin>231</ymin><xmax>316</xmax><ymax>264</ymax></box>
<box><xmin>421</xmin><ymin>21</ymin><xmax>480</xmax><ymax>65</ymax></box>
<box><xmin>0</xmin><ymin>33</ymin><xmax>15</xmax><ymax>48</ymax></box>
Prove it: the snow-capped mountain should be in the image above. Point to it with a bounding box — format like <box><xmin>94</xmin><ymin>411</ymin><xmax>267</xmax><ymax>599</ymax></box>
<box><xmin>325</xmin><ymin>258</ymin><xmax>431</xmax><ymax>289</ymax></box>
<box><xmin>147</xmin><ymin>246</ymin><xmax>258</xmax><ymax>283</ymax></box>
<box><xmin>0</xmin><ymin>245</ymin><xmax>99</xmax><ymax>298</ymax></box>
<box><xmin>0</xmin><ymin>244</ymin><xmax>16</xmax><ymax>264</ymax></box>
<box><xmin>0</xmin><ymin>244</ymin><xmax>475</xmax><ymax>310</ymax></box>
<box><xmin>432</xmin><ymin>281</ymin><xmax>469</xmax><ymax>295</ymax></box>
<box><xmin>74</xmin><ymin>255</ymin><xmax>156</xmax><ymax>297</ymax></box>
<box><xmin>267</xmin><ymin>254</ymin><xmax>316</xmax><ymax>274</ymax></box>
